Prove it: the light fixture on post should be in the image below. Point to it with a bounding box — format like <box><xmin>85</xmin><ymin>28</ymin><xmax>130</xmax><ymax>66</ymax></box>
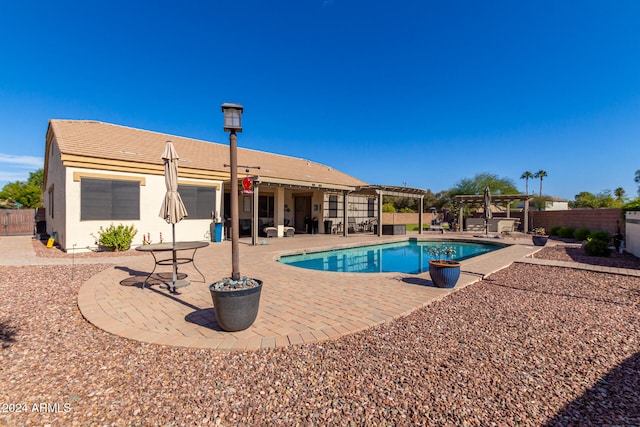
<box><xmin>209</xmin><ymin>103</ymin><xmax>263</xmax><ymax>332</ymax></box>
<box><xmin>221</xmin><ymin>103</ymin><xmax>243</xmax><ymax>280</ymax></box>
<box><xmin>222</xmin><ymin>102</ymin><xmax>243</xmax><ymax>133</ymax></box>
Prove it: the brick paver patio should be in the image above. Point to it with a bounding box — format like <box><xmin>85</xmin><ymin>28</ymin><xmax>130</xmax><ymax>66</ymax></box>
<box><xmin>76</xmin><ymin>232</ymin><xmax>550</xmax><ymax>351</ymax></box>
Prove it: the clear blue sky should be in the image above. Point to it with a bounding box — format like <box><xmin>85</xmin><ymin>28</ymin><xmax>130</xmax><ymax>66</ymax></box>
<box><xmin>1</xmin><ymin>0</ymin><xmax>639</xmax><ymax>200</ymax></box>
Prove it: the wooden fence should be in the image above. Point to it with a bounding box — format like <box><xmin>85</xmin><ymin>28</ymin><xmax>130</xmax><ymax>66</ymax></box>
<box><xmin>0</xmin><ymin>209</ymin><xmax>35</xmax><ymax>236</ymax></box>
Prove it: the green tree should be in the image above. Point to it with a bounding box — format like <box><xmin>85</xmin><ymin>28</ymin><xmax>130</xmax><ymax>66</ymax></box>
<box><xmin>0</xmin><ymin>181</ymin><xmax>42</xmax><ymax>208</ymax></box>
<box><xmin>382</xmin><ymin>203</ymin><xmax>396</xmax><ymax>213</ymax></box>
<box><xmin>614</xmin><ymin>187</ymin><xmax>626</xmax><ymax>202</ymax></box>
<box><xmin>635</xmin><ymin>169</ymin><xmax>640</xmax><ymax>196</ymax></box>
<box><xmin>622</xmin><ymin>198</ymin><xmax>640</xmax><ymax>212</ymax></box>
<box><xmin>27</xmin><ymin>168</ymin><xmax>44</xmax><ymax>188</ymax></box>
<box><xmin>572</xmin><ymin>191</ymin><xmax>598</xmax><ymax>208</ymax></box>
<box><xmin>595</xmin><ymin>190</ymin><xmax>617</xmax><ymax>208</ymax></box>
<box><xmin>0</xmin><ymin>168</ymin><xmax>44</xmax><ymax>209</ymax></box>
<box><xmin>520</xmin><ymin>171</ymin><xmax>533</xmax><ymax>195</ymax></box>
<box><xmin>422</xmin><ymin>190</ymin><xmax>452</xmax><ymax>212</ymax></box>
<box><xmin>533</xmin><ymin>170</ymin><xmax>548</xmax><ymax>197</ymax></box>
<box><xmin>449</xmin><ymin>172</ymin><xmax>518</xmax><ymax>196</ymax></box>
<box><xmin>382</xmin><ymin>195</ymin><xmax>423</xmax><ymax>213</ymax></box>
<box><xmin>572</xmin><ymin>190</ymin><xmax>620</xmax><ymax>208</ymax></box>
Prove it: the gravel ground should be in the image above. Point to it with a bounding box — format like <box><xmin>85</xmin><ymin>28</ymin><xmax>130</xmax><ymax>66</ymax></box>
<box><xmin>533</xmin><ymin>242</ymin><xmax>640</xmax><ymax>270</ymax></box>
<box><xmin>1</xmin><ymin>251</ymin><xmax>639</xmax><ymax>425</ymax></box>
<box><xmin>31</xmin><ymin>239</ymin><xmax>145</xmax><ymax>259</ymax></box>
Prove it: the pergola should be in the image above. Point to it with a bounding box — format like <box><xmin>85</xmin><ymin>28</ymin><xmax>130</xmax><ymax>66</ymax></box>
<box><xmin>453</xmin><ymin>194</ymin><xmax>533</xmax><ymax>233</ymax></box>
<box><xmin>353</xmin><ymin>185</ymin><xmax>429</xmax><ymax>237</ymax></box>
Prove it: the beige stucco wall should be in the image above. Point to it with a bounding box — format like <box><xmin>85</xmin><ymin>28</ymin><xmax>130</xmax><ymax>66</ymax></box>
<box><xmin>544</xmin><ymin>201</ymin><xmax>569</xmax><ymax>211</ymax></box>
<box><xmin>59</xmin><ymin>167</ymin><xmax>222</xmax><ymax>253</ymax></box>
<box><xmin>43</xmin><ymin>141</ymin><xmax>67</xmax><ymax>244</ymax></box>
<box><xmin>625</xmin><ymin>210</ymin><xmax>640</xmax><ymax>257</ymax></box>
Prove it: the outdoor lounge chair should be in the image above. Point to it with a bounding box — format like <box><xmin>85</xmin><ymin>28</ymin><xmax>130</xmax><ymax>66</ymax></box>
<box><xmin>284</xmin><ymin>226</ymin><xmax>295</xmax><ymax>237</ymax></box>
<box><xmin>264</xmin><ymin>227</ymin><xmax>277</xmax><ymax>238</ymax></box>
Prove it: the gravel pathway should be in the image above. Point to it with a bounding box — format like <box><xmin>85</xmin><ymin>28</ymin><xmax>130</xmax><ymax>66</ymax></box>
<box><xmin>1</xmin><ymin>248</ymin><xmax>639</xmax><ymax>425</ymax></box>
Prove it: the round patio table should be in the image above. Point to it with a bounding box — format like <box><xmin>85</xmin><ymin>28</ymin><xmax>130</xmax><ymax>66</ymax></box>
<box><xmin>135</xmin><ymin>241</ymin><xmax>209</xmax><ymax>292</ymax></box>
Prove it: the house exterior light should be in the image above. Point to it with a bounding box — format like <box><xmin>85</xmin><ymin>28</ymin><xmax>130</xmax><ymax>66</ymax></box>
<box><xmin>221</xmin><ymin>103</ymin><xmax>243</xmax><ymax>132</ymax></box>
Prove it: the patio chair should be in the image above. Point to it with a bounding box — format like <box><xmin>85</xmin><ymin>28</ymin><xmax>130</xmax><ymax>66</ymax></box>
<box><xmin>264</xmin><ymin>227</ymin><xmax>277</xmax><ymax>238</ymax></box>
<box><xmin>348</xmin><ymin>217</ymin><xmax>362</xmax><ymax>233</ymax></box>
<box><xmin>284</xmin><ymin>226</ymin><xmax>295</xmax><ymax>237</ymax></box>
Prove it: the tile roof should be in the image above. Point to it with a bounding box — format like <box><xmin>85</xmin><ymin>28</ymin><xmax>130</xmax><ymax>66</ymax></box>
<box><xmin>48</xmin><ymin>120</ymin><xmax>368</xmax><ymax>187</ymax></box>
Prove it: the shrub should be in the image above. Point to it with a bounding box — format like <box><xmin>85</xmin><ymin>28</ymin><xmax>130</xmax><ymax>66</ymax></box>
<box><xmin>558</xmin><ymin>226</ymin><xmax>575</xmax><ymax>239</ymax></box>
<box><xmin>588</xmin><ymin>230</ymin><xmax>610</xmax><ymax>242</ymax></box>
<box><xmin>622</xmin><ymin>198</ymin><xmax>640</xmax><ymax>212</ymax></box>
<box><xmin>427</xmin><ymin>245</ymin><xmax>457</xmax><ymax>261</ymax></box>
<box><xmin>549</xmin><ymin>226</ymin><xmax>562</xmax><ymax>236</ymax></box>
<box><xmin>574</xmin><ymin>227</ymin><xmax>590</xmax><ymax>241</ymax></box>
<box><xmin>92</xmin><ymin>224</ymin><xmax>138</xmax><ymax>251</ymax></box>
<box><xmin>584</xmin><ymin>237</ymin><xmax>611</xmax><ymax>257</ymax></box>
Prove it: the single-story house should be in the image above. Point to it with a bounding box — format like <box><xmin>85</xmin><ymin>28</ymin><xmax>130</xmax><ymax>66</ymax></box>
<box><xmin>43</xmin><ymin>120</ymin><xmax>427</xmax><ymax>252</ymax></box>
<box><xmin>540</xmin><ymin>198</ymin><xmax>570</xmax><ymax>211</ymax></box>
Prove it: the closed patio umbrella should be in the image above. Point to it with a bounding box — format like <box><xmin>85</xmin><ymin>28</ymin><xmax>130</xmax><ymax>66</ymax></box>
<box><xmin>483</xmin><ymin>186</ymin><xmax>492</xmax><ymax>235</ymax></box>
<box><xmin>159</xmin><ymin>140</ymin><xmax>188</xmax><ymax>292</ymax></box>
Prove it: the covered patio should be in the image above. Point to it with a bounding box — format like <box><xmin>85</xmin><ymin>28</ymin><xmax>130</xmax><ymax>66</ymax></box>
<box><xmin>225</xmin><ymin>178</ymin><xmax>429</xmax><ymax>244</ymax></box>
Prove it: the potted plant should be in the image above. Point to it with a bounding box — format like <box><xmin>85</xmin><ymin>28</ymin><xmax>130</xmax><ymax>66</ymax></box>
<box><xmin>531</xmin><ymin>227</ymin><xmax>548</xmax><ymax>246</ymax></box>
<box><xmin>427</xmin><ymin>244</ymin><xmax>461</xmax><ymax>288</ymax></box>
<box><xmin>210</xmin><ymin>277</ymin><xmax>263</xmax><ymax>331</ymax></box>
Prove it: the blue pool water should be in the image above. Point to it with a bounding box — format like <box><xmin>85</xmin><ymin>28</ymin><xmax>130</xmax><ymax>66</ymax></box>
<box><xmin>278</xmin><ymin>240</ymin><xmax>501</xmax><ymax>274</ymax></box>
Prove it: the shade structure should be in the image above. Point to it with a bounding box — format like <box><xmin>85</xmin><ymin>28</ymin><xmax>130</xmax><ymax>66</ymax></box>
<box><xmin>483</xmin><ymin>186</ymin><xmax>492</xmax><ymax>220</ymax></box>
<box><xmin>483</xmin><ymin>186</ymin><xmax>492</xmax><ymax>235</ymax></box>
<box><xmin>159</xmin><ymin>141</ymin><xmax>188</xmax><ymax>293</ymax></box>
<box><xmin>159</xmin><ymin>141</ymin><xmax>188</xmax><ymax>225</ymax></box>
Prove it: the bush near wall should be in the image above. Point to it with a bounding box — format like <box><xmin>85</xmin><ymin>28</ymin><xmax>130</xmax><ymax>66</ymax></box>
<box><xmin>558</xmin><ymin>226</ymin><xmax>575</xmax><ymax>239</ymax></box>
<box><xmin>574</xmin><ymin>227</ymin><xmax>590</xmax><ymax>241</ymax></box>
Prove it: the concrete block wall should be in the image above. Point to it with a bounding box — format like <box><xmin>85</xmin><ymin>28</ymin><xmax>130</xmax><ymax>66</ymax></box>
<box><xmin>530</xmin><ymin>208</ymin><xmax>625</xmax><ymax>236</ymax></box>
<box><xmin>381</xmin><ymin>212</ymin><xmax>438</xmax><ymax>225</ymax></box>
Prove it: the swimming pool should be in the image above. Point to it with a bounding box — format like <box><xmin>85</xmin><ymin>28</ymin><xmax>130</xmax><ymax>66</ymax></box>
<box><xmin>278</xmin><ymin>240</ymin><xmax>501</xmax><ymax>274</ymax></box>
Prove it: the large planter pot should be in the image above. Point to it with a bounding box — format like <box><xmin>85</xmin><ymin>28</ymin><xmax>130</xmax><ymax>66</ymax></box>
<box><xmin>209</xmin><ymin>279</ymin><xmax>263</xmax><ymax>332</ymax></box>
<box><xmin>428</xmin><ymin>260</ymin><xmax>461</xmax><ymax>288</ymax></box>
<box><xmin>532</xmin><ymin>235</ymin><xmax>548</xmax><ymax>246</ymax></box>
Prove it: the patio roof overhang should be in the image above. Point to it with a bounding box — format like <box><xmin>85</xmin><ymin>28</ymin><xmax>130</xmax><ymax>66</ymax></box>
<box><xmin>222</xmin><ymin>176</ymin><xmax>356</xmax><ymax>192</ymax></box>
<box><xmin>353</xmin><ymin>185</ymin><xmax>428</xmax><ymax>198</ymax></box>
<box><xmin>253</xmin><ymin>176</ymin><xmax>355</xmax><ymax>192</ymax></box>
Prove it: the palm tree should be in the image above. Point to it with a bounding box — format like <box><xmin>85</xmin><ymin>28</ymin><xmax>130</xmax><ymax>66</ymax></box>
<box><xmin>520</xmin><ymin>171</ymin><xmax>533</xmax><ymax>195</ymax></box>
<box><xmin>635</xmin><ymin>169</ymin><xmax>640</xmax><ymax>196</ymax></box>
<box><xmin>533</xmin><ymin>170</ymin><xmax>547</xmax><ymax>198</ymax></box>
<box><xmin>614</xmin><ymin>187</ymin><xmax>626</xmax><ymax>201</ymax></box>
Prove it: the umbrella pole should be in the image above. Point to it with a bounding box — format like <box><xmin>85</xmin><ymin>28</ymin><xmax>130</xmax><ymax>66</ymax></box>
<box><xmin>172</xmin><ymin>223</ymin><xmax>177</xmax><ymax>293</ymax></box>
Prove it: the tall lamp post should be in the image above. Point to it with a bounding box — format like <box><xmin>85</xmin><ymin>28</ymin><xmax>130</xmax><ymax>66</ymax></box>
<box><xmin>222</xmin><ymin>103</ymin><xmax>243</xmax><ymax>280</ymax></box>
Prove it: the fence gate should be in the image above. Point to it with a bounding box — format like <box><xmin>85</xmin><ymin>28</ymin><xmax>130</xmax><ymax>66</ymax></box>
<box><xmin>0</xmin><ymin>209</ymin><xmax>35</xmax><ymax>236</ymax></box>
